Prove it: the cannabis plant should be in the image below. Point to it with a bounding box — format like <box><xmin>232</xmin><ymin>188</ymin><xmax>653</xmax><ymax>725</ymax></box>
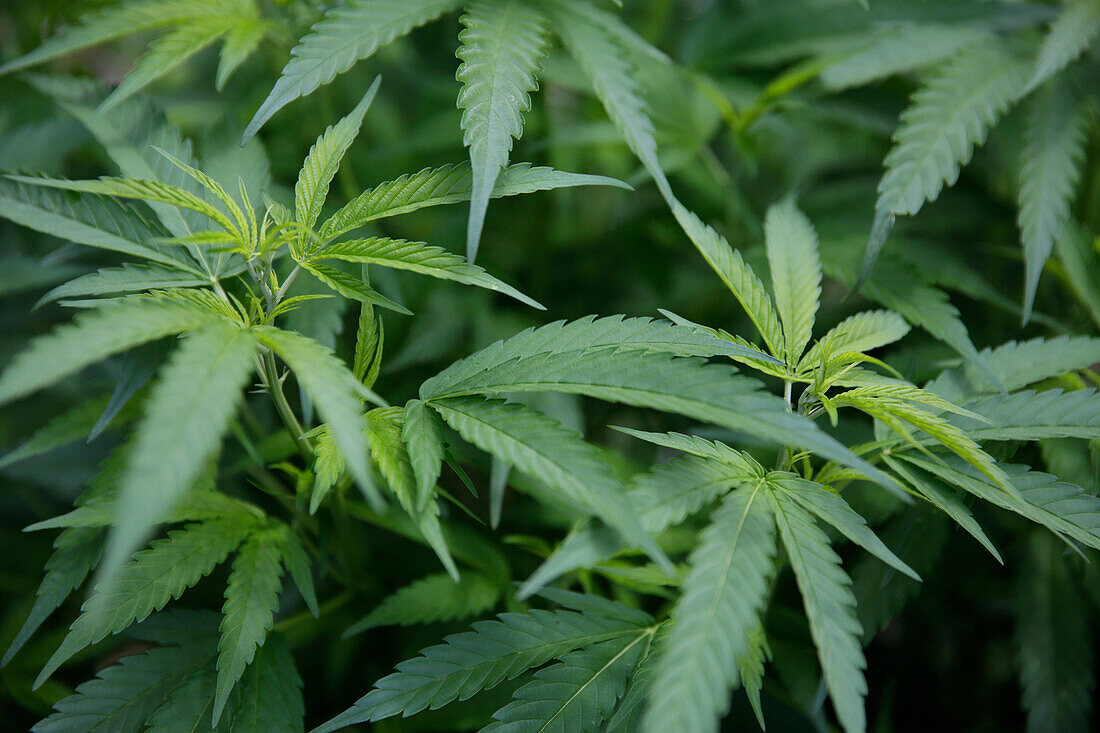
<box><xmin>1</xmin><ymin>1</ymin><xmax>1099</xmax><ymax>732</ymax></box>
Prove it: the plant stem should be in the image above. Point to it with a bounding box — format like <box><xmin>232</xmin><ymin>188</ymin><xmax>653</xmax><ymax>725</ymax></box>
<box><xmin>261</xmin><ymin>349</ymin><xmax>313</xmax><ymax>461</ymax></box>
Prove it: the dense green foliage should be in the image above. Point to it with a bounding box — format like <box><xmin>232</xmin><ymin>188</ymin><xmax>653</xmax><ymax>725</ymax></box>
<box><xmin>1</xmin><ymin>1</ymin><xmax>1099</xmax><ymax>731</ymax></box>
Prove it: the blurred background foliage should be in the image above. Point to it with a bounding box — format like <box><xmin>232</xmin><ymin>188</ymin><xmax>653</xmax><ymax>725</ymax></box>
<box><xmin>1</xmin><ymin>0</ymin><xmax>1098</xmax><ymax>730</ymax></box>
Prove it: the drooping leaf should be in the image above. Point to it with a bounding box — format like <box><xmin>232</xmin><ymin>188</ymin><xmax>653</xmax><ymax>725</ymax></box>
<box><xmin>898</xmin><ymin>453</ymin><xmax>1100</xmax><ymax>552</ymax></box>
<box><xmin>295</xmin><ymin>77</ymin><xmax>381</xmax><ymax>234</ymax></box>
<box><xmin>98</xmin><ymin>324</ymin><xmax>258</xmax><ymax>591</ymax></box>
<box><xmin>278</xmin><ymin>529</ymin><xmax>319</xmax><ymax>619</ymax></box>
<box><xmin>770</xmin><ymin>490</ymin><xmax>867</xmax><ymax>733</ymax></box>
<box><xmin>456</xmin><ymin>0</ymin><xmax>548</xmax><ymax>261</ymax></box>
<box><xmin>764</xmin><ymin>198</ymin><xmax>821</xmax><ymax>365</ymax></box>
<box><xmin>344</xmin><ymin>571</ymin><xmax>498</xmax><ymax>637</ymax></box>
<box><xmin>643</xmin><ymin>484</ymin><xmax>776</xmax><ymax>733</ymax></box>
<box><xmin>0</xmin><ymin>294</ymin><xmax>224</xmax><ymax>407</ymax></box>
<box><xmin>36</xmin><ymin>519</ymin><xmax>254</xmax><ymax>688</ymax></box>
<box><xmin>1017</xmin><ymin>75</ymin><xmax>1088</xmax><ymax>321</ymax></box>
<box><xmin>243</xmin><ymin>0</ymin><xmax>464</xmax><ymax>141</ymax></box>
<box><xmin>214</xmin><ymin>527</ymin><xmax>286</xmax><ymax>725</ymax></box>
<box><xmin>314</xmin><ymin>606</ymin><xmax>645</xmax><ymax>730</ymax></box>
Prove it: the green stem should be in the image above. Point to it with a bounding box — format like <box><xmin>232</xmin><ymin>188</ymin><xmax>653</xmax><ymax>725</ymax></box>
<box><xmin>261</xmin><ymin>349</ymin><xmax>313</xmax><ymax>461</ymax></box>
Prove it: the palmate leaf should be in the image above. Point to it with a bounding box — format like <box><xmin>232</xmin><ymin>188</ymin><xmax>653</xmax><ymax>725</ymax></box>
<box><xmin>0</xmin><ymin>293</ymin><xmax>224</xmax><ymax>406</ymax></box>
<box><xmin>365</xmin><ymin>406</ymin><xmax>459</xmax><ymax>580</ymax></box>
<box><xmin>1017</xmin><ymin>75</ymin><xmax>1088</xmax><ymax>321</ymax></box>
<box><xmin>951</xmin><ymin>389</ymin><xmax>1100</xmax><ymax>441</ymax></box>
<box><xmin>800</xmin><ymin>310</ymin><xmax>910</xmax><ymax>371</ymax></box>
<box><xmin>926</xmin><ymin>335</ymin><xmax>1100</xmax><ymax>403</ymax></box>
<box><xmin>764</xmin><ymin>199</ymin><xmax>821</xmax><ymax>365</ymax></box>
<box><xmin>863</xmin><ymin>41</ymin><xmax>1030</xmax><ymax>283</ymax></box>
<box><xmin>1053</xmin><ymin>219</ymin><xmax>1100</xmax><ymax>331</ymax></box>
<box><xmin>430</xmin><ymin>396</ymin><xmax>670</xmax><ymax>573</ymax></box>
<box><xmin>98</xmin><ymin>19</ymin><xmax>229</xmax><ymax>114</ymax></box>
<box><xmin>0</xmin><ymin>396</ymin><xmax>113</xmax><ymax>471</ymax></box>
<box><xmin>424</xmin><ymin>330</ymin><xmax>898</xmax><ymax>495</ymax></box>
<box><xmin>243</xmin><ymin>0</ymin><xmax>464</xmax><ymax>142</ymax></box>
<box><xmin>520</xmin><ymin>445</ymin><xmax>766</xmax><ymax>598</ymax></box>
<box><xmin>897</xmin><ymin>454</ymin><xmax>1100</xmax><ymax>553</ymax></box>
<box><xmin>279</xmin><ymin>529</ymin><xmax>319</xmax><ymax>618</ymax></box>
<box><xmin>819</xmin><ymin>22</ymin><xmax>990</xmax><ymax>91</ymax></box>
<box><xmin>98</xmin><ymin>324</ymin><xmax>258</xmax><ymax>592</ymax></box>
<box><xmin>670</xmin><ymin>202</ymin><xmax>784</xmax><ymax>358</ymax></box>
<box><xmin>38</xmin><ymin>263</ymin><xmax>209</xmax><ymax>307</ymax></box>
<box><xmin>33</xmin><ymin>629</ymin><xmax>218</xmax><ymax>733</ymax></box>
<box><xmin>302</xmin><ymin>262</ymin><xmax>412</xmax><ymax>315</ymax></box>
<box><xmin>36</xmin><ymin>518</ymin><xmax>255</xmax><ymax>688</ymax></box>
<box><xmin>352</xmin><ymin>302</ymin><xmax>384</xmax><ymax>388</ymax></box>
<box><xmin>344</xmin><ymin>571</ymin><xmax>499</xmax><ymax>637</ymax></box>
<box><xmin>8</xmin><ymin>174</ymin><xmax>239</xmax><ymax>237</ymax></box>
<box><xmin>318</xmin><ymin>162</ymin><xmax>629</xmax><ymax>241</ymax></box>
<box><xmin>643</xmin><ymin>484</ymin><xmax>776</xmax><ymax>733</ymax></box>
<box><xmin>315</xmin><ymin>605</ymin><xmax>645</xmax><ymax>730</ymax></box>
<box><xmin>883</xmin><ymin>455</ymin><xmax>1003</xmax><ymax>563</ymax></box>
<box><xmin>0</xmin><ymin>177</ymin><xmax>187</xmax><ymax>270</ymax></box>
<box><xmin>545</xmin><ymin>0</ymin><xmax>673</xmax><ymax>202</ymax></box>
<box><xmin>485</xmin><ymin>632</ymin><xmax>652</xmax><ymax>733</ymax></box>
<box><xmin>27</xmin><ymin>75</ymin><xmax>213</xmax><ymax>248</ymax></box>
<box><xmin>311</xmin><ymin>237</ymin><xmax>543</xmax><ymax>309</ymax></box>
<box><xmin>823</xmin><ymin>248</ymin><xmax>999</xmax><ymax>390</ymax></box>
<box><xmin>403</xmin><ymin>399</ymin><xmax>446</xmax><ymax>510</ymax></box>
<box><xmin>1015</xmin><ymin>532</ymin><xmax>1095</xmax><ymax>733</ymax></box>
<box><xmin>145</xmin><ymin>669</ymin><xmax>226</xmax><ymax>733</ymax></box>
<box><xmin>768</xmin><ymin>475</ymin><xmax>918</xmax><ymax>579</ymax></box>
<box><xmin>770</xmin><ymin>490</ymin><xmax>867</xmax><ymax>733</ymax></box>
<box><xmin>1026</xmin><ymin>0</ymin><xmax>1100</xmax><ymax>93</ymax></box>
<box><xmin>214</xmin><ymin>527</ymin><xmax>286</xmax><ymax>725</ymax></box>
<box><xmin>604</xmin><ymin>626</ymin><xmax>663</xmax><ymax>733</ymax></box>
<box><xmin>229</xmin><ymin>635</ymin><xmax>305</xmax><ymax>733</ymax></box>
<box><xmin>457</xmin><ymin>0</ymin><xmax>549</xmax><ymax>262</ymax></box>
<box><xmin>295</xmin><ymin>77</ymin><xmax>381</xmax><ymax>235</ymax></box>
<box><xmin>421</xmin><ymin>316</ymin><xmax>775</xmax><ymax>398</ymax></box>
<box><xmin>1</xmin><ymin>528</ymin><xmax>103</xmax><ymax>667</ymax></box>
<box><xmin>255</xmin><ymin>326</ymin><xmax>380</xmax><ymax>507</ymax></box>
<box><xmin>0</xmin><ymin>0</ymin><xmax>201</xmax><ymax>75</ymax></box>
